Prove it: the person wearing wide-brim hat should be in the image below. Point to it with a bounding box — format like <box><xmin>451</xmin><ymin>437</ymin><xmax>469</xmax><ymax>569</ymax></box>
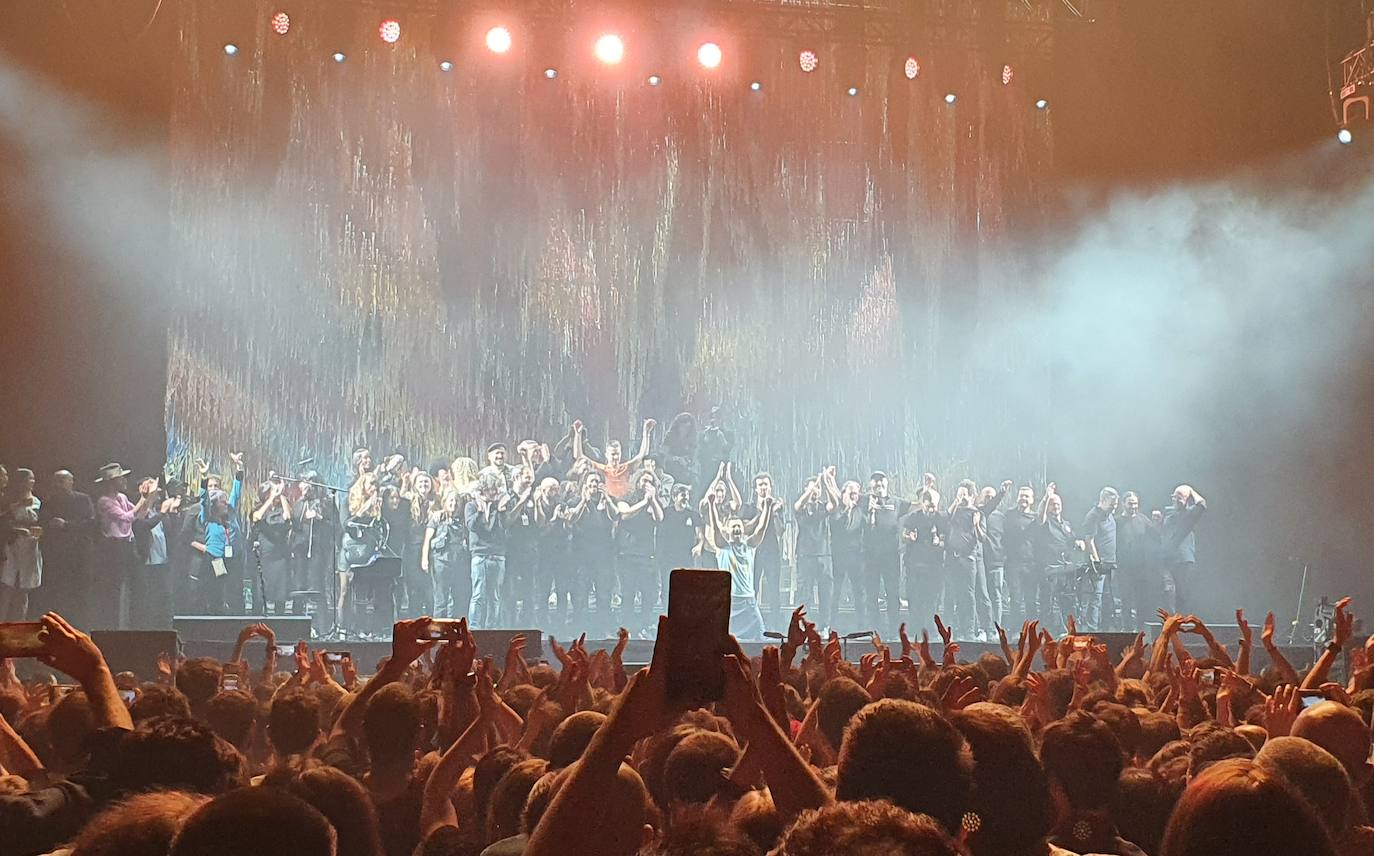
<box><xmin>92</xmin><ymin>462</ymin><xmax>157</xmax><ymax>629</ymax></box>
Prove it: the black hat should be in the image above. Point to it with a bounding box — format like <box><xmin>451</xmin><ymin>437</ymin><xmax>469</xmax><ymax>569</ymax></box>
<box><xmin>486</xmin><ymin>442</ymin><xmax>507</xmax><ymax>456</ymax></box>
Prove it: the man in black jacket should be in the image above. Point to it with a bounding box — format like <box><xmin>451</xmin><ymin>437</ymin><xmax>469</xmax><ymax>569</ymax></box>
<box><xmin>1161</xmin><ymin>485</ymin><xmax>1207</xmax><ymax>613</ymax></box>
<box><xmin>36</xmin><ymin>470</ymin><xmax>95</xmax><ymax>626</ymax></box>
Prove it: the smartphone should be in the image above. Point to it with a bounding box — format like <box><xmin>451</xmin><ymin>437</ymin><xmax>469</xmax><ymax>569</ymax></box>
<box><xmin>0</xmin><ymin>622</ymin><xmax>47</xmax><ymax>658</ymax></box>
<box><xmin>425</xmin><ymin>619</ymin><xmax>465</xmax><ymax>641</ymax></box>
<box><xmin>275</xmin><ymin>643</ymin><xmax>295</xmax><ymax>657</ymax></box>
<box><xmin>665</xmin><ymin>569</ymin><xmax>732</xmax><ymax>704</ymax></box>
<box><xmin>1299</xmin><ymin>690</ymin><xmax>1326</xmax><ymax>709</ymax></box>
<box><xmin>221</xmin><ymin>662</ymin><xmax>241</xmax><ymax>692</ymax></box>
<box><xmin>323</xmin><ymin>651</ymin><xmax>349</xmax><ymax>664</ymax></box>
<box><xmin>119</xmin><ymin>689</ymin><xmax>137</xmax><ymax>704</ymax></box>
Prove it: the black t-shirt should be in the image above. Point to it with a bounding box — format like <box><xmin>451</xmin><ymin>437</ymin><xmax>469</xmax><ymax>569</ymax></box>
<box><xmin>829</xmin><ymin>506</ymin><xmax>864</xmax><ymax>558</ymax></box>
<box><xmin>863</xmin><ymin>495</ymin><xmax>911</xmax><ymax>557</ymax></box>
<box><xmin>982</xmin><ymin>509</ymin><xmax>1007</xmax><ymax>567</ymax></box>
<box><xmin>535</xmin><ymin>500</ymin><xmax>567</xmax><ymax>558</ymax></box>
<box><xmin>1002</xmin><ymin>508</ymin><xmax>1038</xmax><ymax>567</ymax></box>
<box><xmin>619</xmin><ymin>509</ymin><xmax>658</xmax><ymax>558</ymax></box>
<box><xmin>1036</xmin><ymin>516</ymin><xmax>1075</xmax><ymax>567</ymax></box>
<box><xmin>571</xmin><ymin>501</ymin><xmax>616</xmax><ymax>555</ymax></box>
<box><xmin>659</xmin><ymin>506</ymin><xmax>699</xmax><ymax>563</ymax></box>
<box><xmin>253</xmin><ymin>508</ymin><xmax>292</xmax><ymax>561</ymax></box>
<box><xmin>507</xmin><ymin>496</ymin><xmax>539</xmax><ymax>554</ymax></box>
<box><xmin>1117</xmin><ymin>512</ymin><xmax>1159</xmax><ymax>566</ymax></box>
<box><xmin>1083</xmin><ymin>505</ymin><xmax>1118</xmax><ymax>565</ymax></box>
<box><xmin>740</xmin><ymin>501</ymin><xmax>783</xmax><ymax>557</ymax></box>
<box><xmin>795</xmin><ymin>502</ymin><xmax>831</xmax><ymax>557</ymax></box>
<box><xmin>943</xmin><ymin>505</ymin><xmax>981</xmax><ymax>558</ymax></box>
<box><xmin>900</xmin><ymin>508</ymin><xmax>944</xmax><ymax>566</ymax></box>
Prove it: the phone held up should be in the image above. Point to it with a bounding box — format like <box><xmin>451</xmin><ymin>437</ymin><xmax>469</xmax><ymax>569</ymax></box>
<box><xmin>0</xmin><ymin>622</ymin><xmax>47</xmax><ymax>659</ymax></box>
<box><xmin>425</xmin><ymin>619</ymin><xmax>466</xmax><ymax>641</ymax></box>
<box><xmin>665</xmin><ymin>568</ymin><xmax>732</xmax><ymax>705</ymax></box>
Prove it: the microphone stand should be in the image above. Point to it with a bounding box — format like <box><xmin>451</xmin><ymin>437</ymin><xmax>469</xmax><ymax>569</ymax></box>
<box><xmin>272</xmin><ymin>471</ymin><xmax>348</xmax><ymax>641</ymax></box>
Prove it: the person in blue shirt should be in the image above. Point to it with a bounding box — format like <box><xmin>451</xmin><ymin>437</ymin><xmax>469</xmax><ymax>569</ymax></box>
<box><xmin>192</xmin><ymin>452</ymin><xmax>244</xmax><ymax>614</ymax></box>
<box><xmin>703</xmin><ymin>495</ymin><xmax>774</xmax><ymax>641</ymax></box>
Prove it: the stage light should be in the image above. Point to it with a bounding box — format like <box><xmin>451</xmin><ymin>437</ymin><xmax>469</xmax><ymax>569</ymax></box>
<box><xmin>904</xmin><ymin>56</ymin><xmax>920</xmax><ymax>80</ymax></box>
<box><xmin>270</xmin><ymin>11</ymin><xmax>290</xmax><ymax>36</ymax></box>
<box><xmin>799</xmin><ymin>49</ymin><xmax>818</xmax><ymax>73</ymax></box>
<box><xmin>485</xmin><ymin>26</ymin><xmax>512</xmax><ymax>54</ymax></box>
<box><xmin>847</xmin><ymin>86</ymin><xmax>859</xmax><ymax>96</ymax></box>
<box><xmin>543</xmin><ymin>67</ymin><xmax>558</xmax><ymax>79</ymax></box>
<box><xmin>750</xmin><ymin>80</ymin><xmax>762</xmax><ymax>91</ymax></box>
<box><xmin>379</xmin><ymin>19</ymin><xmax>401</xmax><ymax>43</ymax></box>
<box><xmin>223</xmin><ymin>43</ymin><xmax>239</xmax><ymax>56</ymax></box>
<box><xmin>1035</xmin><ymin>98</ymin><xmax>1048</xmax><ymax>110</ymax></box>
<box><xmin>439</xmin><ymin>60</ymin><xmax>453</xmax><ymax>72</ymax></box>
<box><xmin>698</xmin><ymin>42</ymin><xmax>722</xmax><ymax>69</ymax></box>
<box><xmin>332</xmin><ymin>51</ymin><xmax>346</xmax><ymax>63</ymax></box>
<box><xmin>647</xmin><ymin>74</ymin><xmax>661</xmax><ymax>86</ymax></box>
<box><xmin>1339</xmin><ymin>128</ymin><xmax>1353</xmax><ymax>144</ymax></box>
<box><xmin>1002</xmin><ymin>64</ymin><xmax>1014</xmax><ymax>85</ymax></box>
<box><xmin>594</xmin><ymin>33</ymin><xmax>624</xmax><ymax>65</ymax></box>
<box><xmin>944</xmin><ymin>92</ymin><xmax>956</xmax><ymax>104</ymax></box>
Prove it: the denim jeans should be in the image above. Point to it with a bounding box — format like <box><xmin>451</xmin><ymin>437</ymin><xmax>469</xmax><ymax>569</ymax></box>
<box><xmin>469</xmin><ymin>554</ymin><xmax>505</xmax><ymax>628</ymax></box>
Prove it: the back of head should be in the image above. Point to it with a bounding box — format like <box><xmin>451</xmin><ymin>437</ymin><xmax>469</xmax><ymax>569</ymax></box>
<box><xmin>774</xmin><ymin>801</ymin><xmax>960</xmax><ymax>856</ymax></box>
<box><xmin>473</xmin><ymin>745</ymin><xmax>527</xmax><ymax>837</ymax></box>
<box><xmin>548</xmin><ymin>710</ymin><xmax>607</xmax><ymax>769</ymax></box>
<box><xmin>1088</xmin><ymin>702</ymin><xmax>1142</xmax><ymax>761</ymax></box>
<box><xmin>170</xmin><ymin>786</ymin><xmax>337</xmax><ymax>856</ymax></box>
<box><xmin>1039</xmin><ymin>710</ymin><xmax>1124</xmax><ymax>811</ymax></box>
<box><xmin>47</xmin><ymin>688</ymin><xmax>96</xmax><ymax>767</ymax></box>
<box><xmin>818</xmin><ymin>678</ymin><xmax>873</xmax><ymax>752</ymax></box>
<box><xmin>1292</xmin><ymin>701</ymin><xmax>1372</xmax><ymax>784</ymax></box>
<box><xmin>836</xmin><ymin>699</ymin><xmax>972</xmax><ymax>835</ymax></box>
<box><xmin>204</xmin><ymin>690</ymin><xmax>257</xmax><ymax>751</ymax></box>
<box><xmin>1137</xmin><ymin>711</ymin><xmax>1182</xmax><ymax>760</ymax></box>
<box><xmin>284</xmin><ymin>765</ymin><xmax>385</xmax><ymax>856</ymax></box>
<box><xmin>1113</xmin><ymin>768</ymin><xmax>1174</xmax><ymax>856</ymax></box>
<box><xmin>645</xmin><ymin>809</ymin><xmax>763</xmax><ymax>856</ymax></box>
<box><xmin>72</xmin><ymin>790</ymin><xmax>207</xmax><ymax>856</ymax></box>
<box><xmin>557</xmin><ymin>761</ymin><xmax>653</xmax><ymax>856</ymax></box>
<box><xmin>664</xmin><ymin>730</ymin><xmax>740</xmax><ymax>807</ymax></box>
<box><xmin>1187</xmin><ymin>726</ymin><xmax>1255</xmax><ymax>778</ymax></box>
<box><xmin>1160</xmin><ymin>758</ymin><xmax>1336</xmax><ymax>856</ymax></box>
<box><xmin>951</xmin><ymin>704</ymin><xmax>1052</xmax><ymax>856</ymax></box>
<box><xmin>488</xmin><ymin>758</ymin><xmax>548</xmax><ymax>844</ymax></box>
<box><xmin>131</xmin><ymin>685</ymin><xmax>193</xmax><ymax>724</ymax></box>
<box><xmin>115</xmin><ymin>715</ymin><xmax>247</xmax><ymax>796</ymax></box>
<box><xmin>362</xmin><ymin>683</ymin><xmax>420</xmax><ymax>766</ymax></box>
<box><xmin>269</xmin><ymin>687</ymin><xmax>322</xmax><ymax>757</ymax></box>
<box><xmin>1254</xmin><ymin>736</ymin><xmax>1355</xmax><ymax>836</ymax></box>
<box><xmin>176</xmin><ymin>659</ymin><xmax>223</xmax><ymax>714</ymax></box>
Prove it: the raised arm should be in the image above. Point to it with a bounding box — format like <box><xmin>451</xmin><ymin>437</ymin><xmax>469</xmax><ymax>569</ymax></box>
<box><xmin>747</xmin><ymin>500</ymin><xmax>774</xmax><ymax>549</ymax></box>
<box><xmin>1302</xmin><ymin>598</ymin><xmax>1352</xmax><ymax>690</ymax></box>
<box><xmin>625</xmin><ymin>418</ymin><xmax>655</xmax><ymax>468</ymax></box>
<box><xmin>724</xmin><ymin>464</ymin><xmax>742</xmax><ymax>512</ymax></box>
<box><xmin>1261</xmin><ymin>611</ymin><xmax>1302</xmax><ymax>685</ymax></box>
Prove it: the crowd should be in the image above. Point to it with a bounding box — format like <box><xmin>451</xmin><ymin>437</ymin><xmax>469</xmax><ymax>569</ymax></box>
<box><xmin>1</xmin><ymin>597</ymin><xmax>1373</xmax><ymax>856</ymax></box>
<box><xmin>0</xmin><ymin>412</ymin><xmax>1208</xmax><ymax>642</ymax></box>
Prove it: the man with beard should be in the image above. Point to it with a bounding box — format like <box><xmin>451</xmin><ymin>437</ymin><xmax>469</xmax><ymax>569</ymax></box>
<box><xmin>657</xmin><ymin>483</ymin><xmax>702</xmax><ymax>596</ymax></box>
<box><xmin>566</xmin><ymin>471</ymin><xmax>621</xmax><ymax>635</ymax></box>
<box><xmin>862</xmin><ymin>471</ymin><xmax>911</xmax><ymax>635</ymax></box>
<box><xmin>742</xmin><ymin>472</ymin><xmax>786</xmax><ymax>618</ymax></box>
<box><xmin>616</xmin><ymin>469</ymin><xmax>663</xmax><ymax>633</ymax></box>
<box><xmin>940</xmin><ymin>480</ymin><xmax>1006</xmax><ymax>640</ymax></box>
<box><xmin>976</xmin><ymin>481</ymin><xmax>1015</xmax><ymax>635</ymax></box>
<box><xmin>1162</xmin><ymin>485</ymin><xmax>1207</xmax><ymax>613</ymax></box>
<box><xmin>1080</xmin><ymin>487</ymin><xmax>1120</xmax><ymax>631</ymax></box>
<box><xmin>36</xmin><ymin>469</ymin><xmax>94</xmax><ymax>624</ymax></box>
<box><xmin>828</xmin><ymin>479</ymin><xmax>865</xmax><ymax>632</ymax></box>
<box><xmin>1036</xmin><ymin>483</ymin><xmax>1085</xmax><ymax>627</ymax></box>
<box><xmin>793</xmin><ymin>469</ymin><xmax>836</xmax><ymax>627</ymax></box>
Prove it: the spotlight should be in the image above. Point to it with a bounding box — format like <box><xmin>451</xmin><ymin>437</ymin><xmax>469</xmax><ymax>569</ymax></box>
<box><xmin>847</xmin><ymin>86</ymin><xmax>859</xmax><ymax>96</ymax></box>
<box><xmin>1002</xmin><ymin>64</ymin><xmax>1014</xmax><ymax>85</ymax></box>
<box><xmin>904</xmin><ymin>56</ymin><xmax>920</xmax><ymax>80</ymax></box>
<box><xmin>543</xmin><ymin>67</ymin><xmax>558</xmax><ymax>79</ymax></box>
<box><xmin>485</xmin><ymin>26</ymin><xmax>512</xmax><ymax>54</ymax></box>
<box><xmin>270</xmin><ymin>11</ymin><xmax>290</xmax><ymax>36</ymax></box>
<box><xmin>697</xmin><ymin>42</ymin><xmax>722</xmax><ymax>69</ymax></box>
<box><xmin>1338</xmin><ymin>128</ymin><xmax>1353</xmax><ymax>144</ymax></box>
<box><xmin>944</xmin><ymin>92</ymin><xmax>957</xmax><ymax>104</ymax></box>
<box><xmin>439</xmin><ymin>60</ymin><xmax>454</xmax><ymax>72</ymax></box>
<box><xmin>647</xmin><ymin>74</ymin><xmax>661</xmax><ymax>86</ymax></box>
<box><xmin>332</xmin><ymin>51</ymin><xmax>346</xmax><ymax>63</ymax></box>
<box><xmin>799</xmin><ymin>49</ymin><xmax>818</xmax><ymax>73</ymax></box>
<box><xmin>594</xmin><ymin>33</ymin><xmax>624</xmax><ymax>65</ymax></box>
<box><xmin>750</xmin><ymin>80</ymin><xmax>762</xmax><ymax>91</ymax></box>
<box><xmin>1035</xmin><ymin>98</ymin><xmax>1048</xmax><ymax>110</ymax></box>
<box><xmin>378</xmin><ymin>19</ymin><xmax>401</xmax><ymax>43</ymax></box>
<box><xmin>223</xmin><ymin>43</ymin><xmax>239</xmax><ymax>56</ymax></box>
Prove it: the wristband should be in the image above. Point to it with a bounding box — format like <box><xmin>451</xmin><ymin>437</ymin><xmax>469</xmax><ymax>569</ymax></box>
<box><xmin>1326</xmin><ymin>641</ymin><xmax>1342</xmax><ymax>654</ymax></box>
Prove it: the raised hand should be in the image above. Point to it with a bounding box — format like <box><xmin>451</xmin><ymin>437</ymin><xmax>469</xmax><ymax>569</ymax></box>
<box><xmin>611</xmin><ymin>628</ymin><xmax>629</xmax><ymax>665</ymax></box>
<box><xmin>390</xmin><ymin>617</ymin><xmax>438</xmax><ymax>671</ymax></box>
<box><xmin>1266</xmin><ymin>684</ymin><xmax>1301</xmax><ymax>736</ymax></box>
<box><xmin>1065</xmin><ymin>614</ymin><xmax>1078</xmax><ymax>637</ymax></box>
<box><xmin>786</xmin><ymin>606</ymin><xmax>807</xmax><ymax>650</ymax></box>
<box><xmin>36</xmin><ymin>613</ymin><xmax>106</xmax><ymax>684</ymax></box>
<box><xmin>1262</xmin><ymin>612</ymin><xmax>1277</xmax><ymax>647</ymax></box>
<box><xmin>941</xmin><ymin>674</ymin><xmax>983</xmax><ymax>712</ymax></box>
<box><xmin>1334</xmin><ymin>597</ymin><xmax>1354</xmax><ymax>649</ymax></box>
<box><xmin>1236</xmin><ymin>609</ymin><xmax>1253</xmax><ymax>647</ymax></box>
<box><xmin>196</xmin><ymin>458</ymin><xmax>210</xmax><ymax>476</ymax></box>
<box><xmin>229</xmin><ymin>451</ymin><xmax>245</xmax><ymax>469</ymax></box>
<box><xmin>899</xmin><ymin>622</ymin><xmax>913</xmax><ymax>658</ymax></box>
<box><xmin>933</xmin><ymin>614</ymin><xmax>953</xmax><ymax>646</ymax></box>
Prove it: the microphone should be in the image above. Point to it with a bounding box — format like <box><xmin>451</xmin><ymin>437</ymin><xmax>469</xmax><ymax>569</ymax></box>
<box><xmin>843</xmin><ymin>630</ymin><xmax>876</xmax><ymax>640</ymax></box>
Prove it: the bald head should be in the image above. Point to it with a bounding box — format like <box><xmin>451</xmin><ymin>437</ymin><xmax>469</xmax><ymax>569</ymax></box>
<box><xmin>53</xmin><ymin>470</ymin><xmax>75</xmax><ymax>494</ymax></box>
<box><xmin>1292</xmin><ymin>701</ymin><xmax>1371</xmax><ymax>784</ymax></box>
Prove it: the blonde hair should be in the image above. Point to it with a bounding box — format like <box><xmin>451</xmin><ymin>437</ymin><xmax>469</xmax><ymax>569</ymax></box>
<box><xmin>450</xmin><ymin>457</ymin><xmax>480</xmax><ymax>491</ymax></box>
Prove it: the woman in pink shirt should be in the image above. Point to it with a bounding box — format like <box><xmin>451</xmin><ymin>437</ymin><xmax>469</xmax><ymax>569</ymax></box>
<box><xmin>92</xmin><ymin>463</ymin><xmax>156</xmax><ymax>629</ymax></box>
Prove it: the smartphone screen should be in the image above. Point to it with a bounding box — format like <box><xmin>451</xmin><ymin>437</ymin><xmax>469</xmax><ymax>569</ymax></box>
<box><xmin>1300</xmin><ymin>691</ymin><xmax>1325</xmax><ymax>709</ymax></box>
<box><xmin>666</xmin><ymin>568</ymin><xmax>732</xmax><ymax>704</ymax></box>
<box><xmin>221</xmin><ymin>663</ymin><xmax>241</xmax><ymax>692</ymax></box>
<box><xmin>324</xmin><ymin>652</ymin><xmax>348</xmax><ymax>664</ymax></box>
<box><xmin>274</xmin><ymin>643</ymin><xmax>295</xmax><ymax>657</ymax></box>
<box><xmin>119</xmin><ymin>689</ymin><xmax>137</xmax><ymax>704</ymax></box>
<box><xmin>425</xmin><ymin>619</ymin><xmax>464</xmax><ymax>641</ymax></box>
<box><xmin>0</xmin><ymin>622</ymin><xmax>47</xmax><ymax>658</ymax></box>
